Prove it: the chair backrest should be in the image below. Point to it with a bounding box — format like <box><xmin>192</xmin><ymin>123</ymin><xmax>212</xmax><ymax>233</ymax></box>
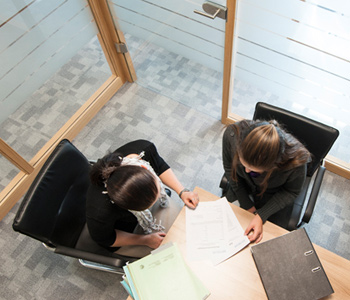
<box><xmin>253</xmin><ymin>102</ymin><xmax>339</xmax><ymax>176</ymax></box>
<box><xmin>13</xmin><ymin>139</ymin><xmax>90</xmax><ymax>248</ymax></box>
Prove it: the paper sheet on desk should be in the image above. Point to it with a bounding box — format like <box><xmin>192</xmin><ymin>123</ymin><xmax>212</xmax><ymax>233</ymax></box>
<box><xmin>186</xmin><ymin>197</ymin><xmax>250</xmax><ymax>265</ymax></box>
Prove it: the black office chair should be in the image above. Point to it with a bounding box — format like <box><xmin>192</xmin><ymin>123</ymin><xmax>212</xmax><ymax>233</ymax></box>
<box><xmin>13</xmin><ymin>139</ymin><xmax>136</xmax><ymax>274</ymax></box>
<box><xmin>220</xmin><ymin>102</ymin><xmax>339</xmax><ymax>231</ymax></box>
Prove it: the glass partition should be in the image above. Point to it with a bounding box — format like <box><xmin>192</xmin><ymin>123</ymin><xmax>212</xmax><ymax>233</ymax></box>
<box><xmin>107</xmin><ymin>0</ymin><xmax>226</xmax><ymax>120</ymax></box>
<box><xmin>0</xmin><ymin>0</ymin><xmax>111</xmax><ymax>190</ymax></box>
<box><xmin>230</xmin><ymin>0</ymin><xmax>350</xmax><ymax>163</ymax></box>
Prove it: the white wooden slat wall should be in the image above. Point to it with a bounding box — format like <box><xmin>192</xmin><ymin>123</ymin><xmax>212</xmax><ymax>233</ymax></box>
<box><xmin>108</xmin><ymin>0</ymin><xmax>226</xmax><ymax>72</ymax></box>
<box><xmin>0</xmin><ymin>0</ymin><xmax>97</xmax><ymax>125</ymax></box>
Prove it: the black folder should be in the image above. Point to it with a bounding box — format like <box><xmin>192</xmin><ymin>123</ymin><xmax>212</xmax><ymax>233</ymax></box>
<box><xmin>251</xmin><ymin>228</ymin><xmax>334</xmax><ymax>300</ymax></box>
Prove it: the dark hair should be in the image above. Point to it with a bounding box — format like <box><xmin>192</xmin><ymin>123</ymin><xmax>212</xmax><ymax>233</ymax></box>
<box><xmin>232</xmin><ymin>119</ymin><xmax>310</xmax><ymax>195</ymax></box>
<box><xmin>90</xmin><ymin>152</ymin><xmax>159</xmax><ymax>211</ymax></box>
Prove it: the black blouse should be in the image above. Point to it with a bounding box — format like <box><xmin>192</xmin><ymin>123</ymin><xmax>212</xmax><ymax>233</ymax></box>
<box><xmin>86</xmin><ymin>140</ymin><xmax>170</xmax><ymax>249</ymax></box>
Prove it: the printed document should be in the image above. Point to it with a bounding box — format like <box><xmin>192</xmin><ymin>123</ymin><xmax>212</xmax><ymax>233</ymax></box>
<box><xmin>186</xmin><ymin>197</ymin><xmax>249</xmax><ymax>265</ymax></box>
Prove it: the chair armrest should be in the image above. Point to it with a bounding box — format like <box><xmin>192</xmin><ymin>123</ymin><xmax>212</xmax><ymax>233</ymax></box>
<box><xmin>54</xmin><ymin>245</ymin><xmax>129</xmax><ymax>268</ymax></box>
<box><xmin>219</xmin><ymin>174</ymin><xmax>229</xmax><ymax>190</ymax></box>
<box><xmin>302</xmin><ymin>166</ymin><xmax>325</xmax><ymax>224</ymax></box>
<box><xmin>286</xmin><ymin>177</ymin><xmax>311</xmax><ymax>231</ymax></box>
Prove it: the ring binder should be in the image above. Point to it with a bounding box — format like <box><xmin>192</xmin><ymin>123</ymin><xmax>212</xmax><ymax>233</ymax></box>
<box><xmin>251</xmin><ymin>228</ymin><xmax>334</xmax><ymax>300</ymax></box>
<box><xmin>304</xmin><ymin>250</ymin><xmax>314</xmax><ymax>256</ymax></box>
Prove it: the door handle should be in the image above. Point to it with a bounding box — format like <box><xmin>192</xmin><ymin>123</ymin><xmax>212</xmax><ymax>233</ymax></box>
<box><xmin>194</xmin><ymin>1</ymin><xmax>227</xmax><ymax>20</ymax></box>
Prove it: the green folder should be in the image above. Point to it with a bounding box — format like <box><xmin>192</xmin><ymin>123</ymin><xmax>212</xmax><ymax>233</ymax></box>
<box><xmin>123</xmin><ymin>242</ymin><xmax>210</xmax><ymax>300</ymax></box>
<box><xmin>120</xmin><ymin>277</ymin><xmax>134</xmax><ymax>299</ymax></box>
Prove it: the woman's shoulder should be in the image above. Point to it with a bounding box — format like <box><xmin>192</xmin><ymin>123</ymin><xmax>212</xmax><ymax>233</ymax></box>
<box><xmin>87</xmin><ymin>182</ymin><xmax>106</xmax><ymax>201</ymax></box>
<box><xmin>278</xmin><ymin>162</ymin><xmax>307</xmax><ymax>176</ymax></box>
<box><xmin>114</xmin><ymin>139</ymin><xmax>156</xmax><ymax>156</ymax></box>
<box><xmin>224</xmin><ymin>119</ymin><xmax>254</xmax><ymax>138</ymax></box>
<box><xmin>86</xmin><ymin>183</ymin><xmax>122</xmax><ymax>213</ymax></box>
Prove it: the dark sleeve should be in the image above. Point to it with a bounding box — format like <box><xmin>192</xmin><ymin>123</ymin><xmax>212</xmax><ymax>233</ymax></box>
<box><xmin>86</xmin><ymin>184</ymin><xmax>136</xmax><ymax>247</ymax></box>
<box><xmin>222</xmin><ymin>125</ymin><xmax>254</xmax><ymax>208</ymax></box>
<box><xmin>256</xmin><ymin>164</ymin><xmax>307</xmax><ymax>223</ymax></box>
<box><xmin>86</xmin><ymin>184</ymin><xmax>117</xmax><ymax>246</ymax></box>
<box><xmin>115</xmin><ymin>139</ymin><xmax>170</xmax><ymax>175</ymax></box>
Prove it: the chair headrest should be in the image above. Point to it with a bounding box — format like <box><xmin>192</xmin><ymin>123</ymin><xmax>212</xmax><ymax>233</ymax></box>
<box><xmin>13</xmin><ymin>139</ymin><xmax>90</xmax><ymax>248</ymax></box>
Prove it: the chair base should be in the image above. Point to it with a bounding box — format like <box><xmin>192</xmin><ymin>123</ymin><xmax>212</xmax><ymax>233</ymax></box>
<box><xmin>78</xmin><ymin>259</ymin><xmax>124</xmax><ymax>274</ymax></box>
<box><xmin>42</xmin><ymin>242</ymin><xmax>125</xmax><ymax>274</ymax></box>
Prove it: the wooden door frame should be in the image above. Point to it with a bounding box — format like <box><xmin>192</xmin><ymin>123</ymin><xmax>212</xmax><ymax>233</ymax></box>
<box><xmin>221</xmin><ymin>0</ymin><xmax>238</xmax><ymax>126</ymax></box>
<box><xmin>0</xmin><ymin>0</ymin><xmax>136</xmax><ymax>220</ymax></box>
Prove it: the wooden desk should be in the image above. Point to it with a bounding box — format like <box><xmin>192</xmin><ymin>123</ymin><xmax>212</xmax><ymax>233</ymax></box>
<box><xmin>127</xmin><ymin>187</ymin><xmax>350</xmax><ymax>299</ymax></box>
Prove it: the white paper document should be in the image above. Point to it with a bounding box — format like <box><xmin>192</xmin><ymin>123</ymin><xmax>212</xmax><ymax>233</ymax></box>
<box><xmin>186</xmin><ymin>197</ymin><xmax>250</xmax><ymax>265</ymax></box>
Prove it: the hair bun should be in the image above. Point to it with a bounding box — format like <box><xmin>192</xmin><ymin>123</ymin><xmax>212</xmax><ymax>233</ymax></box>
<box><xmin>102</xmin><ymin>165</ymin><xmax>118</xmax><ymax>180</ymax></box>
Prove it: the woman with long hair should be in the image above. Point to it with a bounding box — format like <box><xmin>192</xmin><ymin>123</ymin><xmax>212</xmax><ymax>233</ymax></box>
<box><xmin>222</xmin><ymin>120</ymin><xmax>311</xmax><ymax>243</ymax></box>
<box><xmin>86</xmin><ymin>139</ymin><xmax>199</xmax><ymax>257</ymax></box>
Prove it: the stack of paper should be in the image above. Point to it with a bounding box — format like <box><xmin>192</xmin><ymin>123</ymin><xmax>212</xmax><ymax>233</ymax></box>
<box><xmin>121</xmin><ymin>242</ymin><xmax>210</xmax><ymax>300</ymax></box>
<box><xmin>186</xmin><ymin>197</ymin><xmax>250</xmax><ymax>265</ymax></box>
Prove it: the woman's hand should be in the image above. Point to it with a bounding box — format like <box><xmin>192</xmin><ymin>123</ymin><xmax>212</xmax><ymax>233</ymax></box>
<box><xmin>244</xmin><ymin>214</ymin><xmax>263</xmax><ymax>243</ymax></box>
<box><xmin>144</xmin><ymin>232</ymin><xmax>166</xmax><ymax>249</ymax></box>
<box><xmin>158</xmin><ymin>169</ymin><xmax>199</xmax><ymax>209</ymax></box>
<box><xmin>180</xmin><ymin>191</ymin><xmax>199</xmax><ymax>209</ymax></box>
<box><xmin>247</xmin><ymin>206</ymin><xmax>257</xmax><ymax>214</ymax></box>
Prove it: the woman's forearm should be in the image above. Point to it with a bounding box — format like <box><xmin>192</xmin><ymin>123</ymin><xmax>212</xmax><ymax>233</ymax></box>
<box><xmin>111</xmin><ymin>230</ymin><xmax>165</xmax><ymax>249</ymax></box>
<box><xmin>110</xmin><ymin>230</ymin><xmax>147</xmax><ymax>247</ymax></box>
<box><xmin>158</xmin><ymin>168</ymin><xmax>184</xmax><ymax>195</ymax></box>
<box><xmin>159</xmin><ymin>168</ymin><xmax>199</xmax><ymax>209</ymax></box>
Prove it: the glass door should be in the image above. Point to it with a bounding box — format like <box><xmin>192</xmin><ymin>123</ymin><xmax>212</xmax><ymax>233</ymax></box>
<box><xmin>228</xmin><ymin>0</ymin><xmax>350</xmax><ymax>176</ymax></box>
<box><xmin>107</xmin><ymin>0</ymin><xmax>228</xmax><ymax>120</ymax></box>
<box><xmin>0</xmin><ymin>0</ymin><xmax>133</xmax><ymax>220</ymax></box>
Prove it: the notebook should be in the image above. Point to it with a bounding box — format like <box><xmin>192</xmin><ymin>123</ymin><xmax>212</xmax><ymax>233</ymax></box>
<box><xmin>251</xmin><ymin>228</ymin><xmax>333</xmax><ymax>300</ymax></box>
